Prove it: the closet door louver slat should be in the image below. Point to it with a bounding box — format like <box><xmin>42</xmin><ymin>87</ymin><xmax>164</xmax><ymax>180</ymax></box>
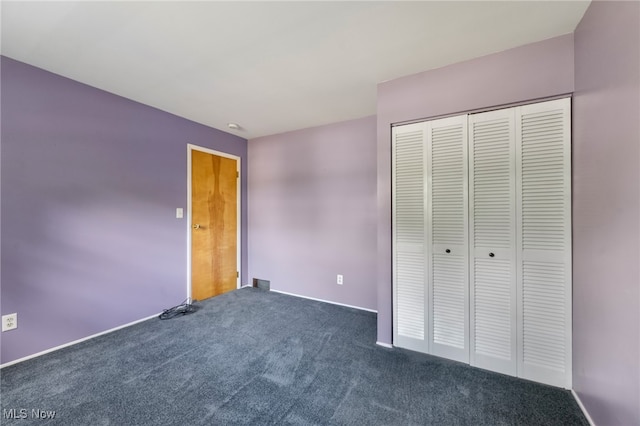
<box><xmin>392</xmin><ymin>124</ymin><xmax>428</xmax><ymax>352</ymax></box>
<box><xmin>427</xmin><ymin>117</ymin><xmax>469</xmax><ymax>363</ymax></box>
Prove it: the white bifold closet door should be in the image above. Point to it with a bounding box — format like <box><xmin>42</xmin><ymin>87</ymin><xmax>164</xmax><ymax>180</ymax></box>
<box><xmin>392</xmin><ymin>122</ymin><xmax>428</xmax><ymax>353</ymax></box>
<box><xmin>426</xmin><ymin>116</ymin><xmax>469</xmax><ymax>363</ymax></box>
<box><xmin>392</xmin><ymin>98</ymin><xmax>571</xmax><ymax>389</ymax></box>
<box><xmin>469</xmin><ymin>98</ymin><xmax>572</xmax><ymax>387</ymax></box>
<box><xmin>468</xmin><ymin>108</ymin><xmax>518</xmax><ymax>376</ymax></box>
<box><xmin>469</xmin><ymin>99</ymin><xmax>571</xmax><ymax>388</ymax></box>
<box><xmin>515</xmin><ymin>99</ymin><xmax>572</xmax><ymax>388</ymax></box>
<box><xmin>392</xmin><ymin>116</ymin><xmax>469</xmax><ymax>360</ymax></box>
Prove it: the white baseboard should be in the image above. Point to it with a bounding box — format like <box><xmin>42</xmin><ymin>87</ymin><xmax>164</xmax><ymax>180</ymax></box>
<box><xmin>376</xmin><ymin>341</ymin><xmax>393</xmax><ymax>349</ymax></box>
<box><xmin>572</xmin><ymin>389</ymin><xmax>596</xmax><ymax>426</ymax></box>
<box><xmin>0</xmin><ymin>312</ymin><xmax>161</xmax><ymax>369</ymax></box>
<box><xmin>269</xmin><ymin>289</ymin><xmax>377</xmax><ymax>313</ymax></box>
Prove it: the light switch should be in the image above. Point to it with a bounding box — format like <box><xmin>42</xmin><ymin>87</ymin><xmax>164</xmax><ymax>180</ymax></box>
<box><xmin>176</xmin><ymin>208</ymin><xmax>183</xmax><ymax>219</ymax></box>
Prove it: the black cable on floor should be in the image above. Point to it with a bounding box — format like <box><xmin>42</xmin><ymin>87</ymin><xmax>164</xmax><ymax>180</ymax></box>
<box><xmin>159</xmin><ymin>298</ymin><xmax>197</xmax><ymax>320</ymax></box>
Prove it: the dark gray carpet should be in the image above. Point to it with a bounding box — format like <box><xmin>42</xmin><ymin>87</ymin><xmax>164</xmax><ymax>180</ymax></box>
<box><xmin>1</xmin><ymin>287</ymin><xmax>587</xmax><ymax>425</ymax></box>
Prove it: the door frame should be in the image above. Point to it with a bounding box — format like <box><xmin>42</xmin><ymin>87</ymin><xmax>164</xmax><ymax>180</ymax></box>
<box><xmin>186</xmin><ymin>143</ymin><xmax>241</xmax><ymax>301</ymax></box>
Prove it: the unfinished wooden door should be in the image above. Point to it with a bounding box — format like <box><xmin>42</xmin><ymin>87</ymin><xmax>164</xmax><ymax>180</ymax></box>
<box><xmin>191</xmin><ymin>149</ymin><xmax>238</xmax><ymax>301</ymax></box>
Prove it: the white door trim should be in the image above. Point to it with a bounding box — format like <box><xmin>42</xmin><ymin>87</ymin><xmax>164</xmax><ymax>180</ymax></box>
<box><xmin>186</xmin><ymin>143</ymin><xmax>241</xmax><ymax>301</ymax></box>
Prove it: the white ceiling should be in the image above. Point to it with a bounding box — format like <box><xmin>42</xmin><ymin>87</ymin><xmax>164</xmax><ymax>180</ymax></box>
<box><xmin>1</xmin><ymin>1</ymin><xmax>590</xmax><ymax>140</ymax></box>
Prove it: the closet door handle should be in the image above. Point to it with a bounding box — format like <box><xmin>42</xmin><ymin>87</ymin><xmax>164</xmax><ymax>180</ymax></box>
<box><xmin>489</xmin><ymin>252</ymin><xmax>495</xmax><ymax>257</ymax></box>
<box><xmin>445</xmin><ymin>249</ymin><xmax>451</xmax><ymax>254</ymax></box>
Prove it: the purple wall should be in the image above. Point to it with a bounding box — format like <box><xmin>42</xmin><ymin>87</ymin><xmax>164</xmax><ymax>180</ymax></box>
<box><xmin>248</xmin><ymin>116</ymin><xmax>377</xmax><ymax>311</ymax></box>
<box><xmin>376</xmin><ymin>34</ymin><xmax>575</xmax><ymax>344</ymax></box>
<box><xmin>0</xmin><ymin>57</ymin><xmax>248</xmax><ymax>364</ymax></box>
<box><xmin>573</xmin><ymin>1</ymin><xmax>640</xmax><ymax>424</ymax></box>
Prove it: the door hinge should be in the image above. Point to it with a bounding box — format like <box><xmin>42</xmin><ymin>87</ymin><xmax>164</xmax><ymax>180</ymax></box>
<box><xmin>237</xmin><ymin>171</ymin><xmax>239</xmax><ymax>178</ymax></box>
<box><xmin>237</xmin><ymin>271</ymin><xmax>239</xmax><ymax>278</ymax></box>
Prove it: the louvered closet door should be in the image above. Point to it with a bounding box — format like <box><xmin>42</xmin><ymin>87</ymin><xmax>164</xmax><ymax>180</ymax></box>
<box><xmin>426</xmin><ymin>116</ymin><xmax>469</xmax><ymax>363</ymax></box>
<box><xmin>515</xmin><ymin>98</ymin><xmax>572</xmax><ymax>388</ymax></box>
<box><xmin>469</xmin><ymin>108</ymin><xmax>518</xmax><ymax>376</ymax></box>
<box><xmin>392</xmin><ymin>123</ymin><xmax>428</xmax><ymax>353</ymax></box>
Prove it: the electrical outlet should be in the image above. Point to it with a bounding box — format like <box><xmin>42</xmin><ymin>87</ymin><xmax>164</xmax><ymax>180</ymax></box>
<box><xmin>2</xmin><ymin>313</ymin><xmax>17</xmax><ymax>332</ymax></box>
<box><xmin>337</xmin><ymin>274</ymin><xmax>343</xmax><ymax>285</ymax></box>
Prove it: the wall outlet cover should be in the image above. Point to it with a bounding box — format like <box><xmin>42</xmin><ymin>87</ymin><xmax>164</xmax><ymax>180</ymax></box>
<box><xmin>2</xmin><ymin>313</ymin><xmax>17</xmax><ymax>332</ymax></box>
